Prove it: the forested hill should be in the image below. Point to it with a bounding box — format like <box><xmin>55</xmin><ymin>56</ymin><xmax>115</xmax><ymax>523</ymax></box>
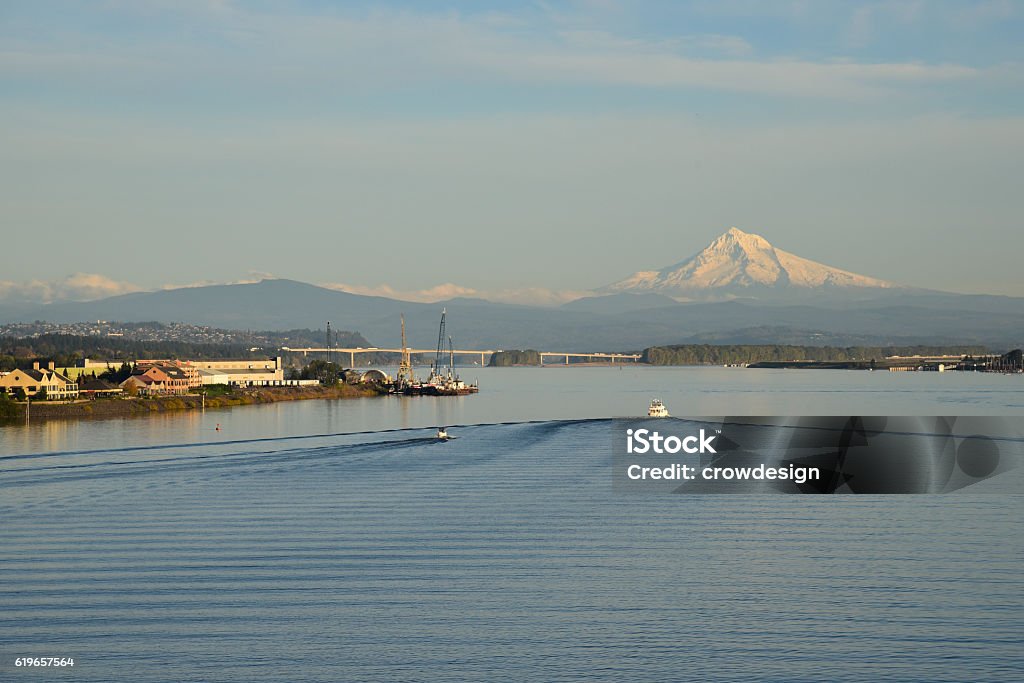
<box><xmin>488</xmin><ymin>350</ymin><xmax>542</xmax><ymax>367</ymax></box>
<box><xmin>0</xmin><ymin>333</ymin><xmax>326</xmax><ymax>371</ymax></box>
<box><xmin>0</xmin><ymin>335</ymin><xmax>250</xmax><ymax>370</ymax></box>
<box><xmin>642</xmin><ymin>344</ymin><xmax>992</xmax><ymax>366</ymax></box>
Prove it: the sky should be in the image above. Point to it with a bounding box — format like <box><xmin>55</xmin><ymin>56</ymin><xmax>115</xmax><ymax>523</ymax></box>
<box><xmin>1</xmin><ymin>0</ymin><xmax>1022</xmax><ymax>304</ymax></box>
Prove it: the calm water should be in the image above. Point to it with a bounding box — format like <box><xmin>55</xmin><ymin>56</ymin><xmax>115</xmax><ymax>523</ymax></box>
<box><xmin>1</xmin><ymin>368</ymin><xmax>1022</xmax><ymax>681</ymax></box>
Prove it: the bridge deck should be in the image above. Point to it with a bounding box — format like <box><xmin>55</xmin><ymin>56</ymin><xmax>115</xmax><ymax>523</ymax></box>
<box><xmin>282</xmin><ymin>347</ymin><xmax>642</xmax><ymax>363</ymax></box>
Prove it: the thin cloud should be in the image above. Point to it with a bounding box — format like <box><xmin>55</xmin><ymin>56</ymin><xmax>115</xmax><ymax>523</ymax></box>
<box><xmin>506</xmin><ymin>52</ymin><xmax>976</xmax><ymax>98</ymax></box>
<box><xmin>160</xmin><ymin>272</ymin><xmax>280</xmax><ymax>290</ymax></box>
<box><xmin>484</xmin><ymin>287</ymin><xmax>592</xmax><ymax>307</ymax></box>
<box><xmin>845</xmin><ymin>6</ymin><xmax>875</xmax><ymax>49</ymax></box>
<box><xmin>322</xmin><ymin>282</ymin><xmax>479</xmax><ymax>303</ymax></box>
<box><xmin>0</xmin><ymin>275</ymin><xmax>588</xmax><ymax>308</ymax></box>
<box><xmin>0</xmin><ymin>273</ymin><xmax>142</xmax><ymax>304</ymax></box>
<box><xmin>0</xmin><ymin>4</ymin><xmax>996</xmax><ymax>101</ymax></box>
<box><xmin>321</xmin><ymin>282</ymin><xmax>587</xmax><ymax>306</ymax></box>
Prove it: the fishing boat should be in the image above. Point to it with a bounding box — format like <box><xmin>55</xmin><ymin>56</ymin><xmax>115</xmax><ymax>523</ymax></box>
<box><xmin>401</xmin><ymin>309</ymin><xmax>479</xmax><ymax>396</ymax></box>
<box><xmin>647</xmin><ymin>399</ymin><xmax>669</xmax><ymax>417</ymax></box>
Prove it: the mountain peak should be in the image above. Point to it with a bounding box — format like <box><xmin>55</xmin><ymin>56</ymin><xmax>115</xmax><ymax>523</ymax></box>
<box><xmin>724</xmin><ymin>226</ymin><xmax>755</xmax><ymax>239</ymax></box>
<box><xmin>603</xmin><ymin>227</ymin><xmax>898</xmax><ymax>300</ymax></box>
<box><xmin>709</xmin><ymin>227</ymin><xmax>774</xmax><ymax>255</ymax></box>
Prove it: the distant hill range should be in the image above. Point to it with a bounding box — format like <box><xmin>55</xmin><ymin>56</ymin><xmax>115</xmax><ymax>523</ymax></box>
<box><xmin>0</xmin><ymin>228</ymin><xmax>1021</xmax><ymax>350</ymax></box>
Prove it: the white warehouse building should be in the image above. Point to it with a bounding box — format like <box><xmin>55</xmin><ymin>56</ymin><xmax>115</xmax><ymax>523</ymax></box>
<box><xmin>185</xmin><ymin>357</ymin><xmax>287</xmax><ymax>387</ymax></box>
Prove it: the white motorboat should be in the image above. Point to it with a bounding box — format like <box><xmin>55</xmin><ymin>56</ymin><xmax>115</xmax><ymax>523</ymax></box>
<box><xmin>647</xmin><ymin>399</ymin><xmax>670</xmax><ymax>417</ymax></box>
<box><xmin>436</xmin><ymin>427</ymin><xmax>453</xmax><ymax>440</ymax></box>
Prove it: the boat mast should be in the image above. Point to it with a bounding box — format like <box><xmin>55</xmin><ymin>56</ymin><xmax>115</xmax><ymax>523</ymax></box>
<box><xmin>398</xmin><ymin>314</ymin><xmax>412</xmax><ymax>386</ymax></box>
<box><xmin>434</xmin><ymin>308</ymin><xmax>446</xmax><ymax>374</ymax></box>
<box><xmin>448</xmin><ymin>335</ymin><xmax>455</xmax><ymax>379</ymax></box>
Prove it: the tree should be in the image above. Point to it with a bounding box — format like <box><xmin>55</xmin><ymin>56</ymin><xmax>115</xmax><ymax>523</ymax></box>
<box><xmin>299</xmin><ymin>360</ymin><xmax>342</xmax><ymax>385</ymax></box>
<box><xmin>12</xmin><ymin>387</ymin><xmax>27</xmax><ymax>402</ymax></box>
<box><xmin>0</xmin><ymin>392</ymin><xmax>17</xmax><ymax>419</ymax></box>
<box><xmin>100</xmin><ymin>361</ymin><xmax>134</xmax><ymax>384</ymax></box>
<box><xmin>35</xmin><ymin>386</ymin><xmax>48</xmax><ymax>401</ymax></box>
<box><xmin>488</xmin><ymin>350</ymin><xmax>541</xmax><ymax>366</ymax></box>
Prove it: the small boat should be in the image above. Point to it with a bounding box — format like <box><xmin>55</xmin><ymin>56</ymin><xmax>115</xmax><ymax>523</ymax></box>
<box><xmin>647</xmin><ymin>399</ymin><xmax>670</xmax><ymax>417</ymax></box>
<box><xmin>436</xmin><ymin>427</ymin><xmax>453</xmax><ymax>440</ymax></box>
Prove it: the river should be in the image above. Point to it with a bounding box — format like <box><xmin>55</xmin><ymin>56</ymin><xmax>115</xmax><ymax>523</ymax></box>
<box><xmin>1</xmin><ymin>367</ymin><xmax>1021</xmax><ymax>681</ymax></box>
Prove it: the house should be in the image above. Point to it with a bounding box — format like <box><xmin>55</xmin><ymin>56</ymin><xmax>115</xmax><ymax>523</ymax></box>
<box><xmin>0</xmin><ymin>361</ymin><xmax>79</xmax><ymax>400</ymax></box>
<box><xmin>78</xmin><ymin>377</ymin><xmax>123</xmax><ymax>398</ymax></box>
<box><xmin>141</xmin><ymin>365</ymin><xmax>190</xmax><ymax>394</ymax></box>
<box><xmin>75</xmin><ymin>358</ymin><xmax>202</xmax><ymax>388</ymax></box>
<box><xmin>121</xmin><ymin>365</ymin><xmax>190</xmax><ymax>396</ymax></box>
<box><xmin>135</xmin><ymin>360</ymin><xmax>202</xmax><ymax>389</ymax></box>
<box><xmin>120</xmin><ymin>373</ymin><xmax>174</xmax><ymax>396</ymax></box>
<box><xmin>120</xmin><ymin>374</ymin><xmax>160</xmax><ymax>396</ymax></box>
<box><xmin>175</xmin><ymin>363</ymin><xmax>203</xmax><ymax>390</ymax></box>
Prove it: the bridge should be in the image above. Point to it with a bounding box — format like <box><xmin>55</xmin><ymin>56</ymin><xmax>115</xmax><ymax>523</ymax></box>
<box><xmin>280</xmin><ymin>347</ymin><xmax>642</xmax><ymax>367</ymax></box>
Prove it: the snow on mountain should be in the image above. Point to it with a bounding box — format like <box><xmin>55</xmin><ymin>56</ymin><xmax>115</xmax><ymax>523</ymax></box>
<box><xmin>603</xmin><ymin>227</ymin><xmax>897</xmax><ymax>299</ymax></box>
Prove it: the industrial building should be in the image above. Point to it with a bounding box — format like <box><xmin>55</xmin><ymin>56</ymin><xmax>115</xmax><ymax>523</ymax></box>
<box><xmin>183</xmin><ymin>357</ymin><xmax>289</xmax><ymax>387</ymax></box>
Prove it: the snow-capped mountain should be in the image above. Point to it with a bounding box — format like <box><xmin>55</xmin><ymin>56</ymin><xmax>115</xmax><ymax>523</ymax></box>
<box><xmin>603</xmin><ymin>227</ymin><xmax>899</xmax><ymax>300</ymax></box>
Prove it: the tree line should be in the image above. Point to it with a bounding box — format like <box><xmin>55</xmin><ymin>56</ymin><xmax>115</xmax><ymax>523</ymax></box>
<box><xmin>488</xmin><ymin>350</ymin><xmax>541</xmax><ymax>366</ymax></box>
<box><xmin>0</xmin><ymin>334</ymin><xmax>264</xmax><ymax>371</ymax></box>
<box><xmin>641</xmin><ymin>344</ymin><xmax>992</xmax><ymax>366</ymax></box>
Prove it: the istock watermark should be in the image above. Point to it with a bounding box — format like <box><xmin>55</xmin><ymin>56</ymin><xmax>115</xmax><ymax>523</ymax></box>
<box><xmin>625</xmin><ymin>427</ymin><xmax>718</xmax><ymax>454</ymax></box>
<box><xmin>611</xmin><ymin>416</ymin><xmax>1023</xmax><ymax>495</ymax></box>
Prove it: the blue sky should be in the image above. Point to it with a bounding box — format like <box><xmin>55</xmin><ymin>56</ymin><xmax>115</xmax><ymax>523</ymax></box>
<box><xmin>1</xmin><ymin>0</ymin><xmax>1022</xmax><ymax>303</ymax></box>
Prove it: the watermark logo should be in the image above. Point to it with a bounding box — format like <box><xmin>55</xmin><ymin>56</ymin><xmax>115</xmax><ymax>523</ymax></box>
<box><xmin>626</xmin><ymin>427</ymin><xmax>718</xmax><ymax>454</ymax></box>
<box><xmin>612</xmin><ymin>417</ymin><xmax>1022</xmax><ymax>494</ymax></box>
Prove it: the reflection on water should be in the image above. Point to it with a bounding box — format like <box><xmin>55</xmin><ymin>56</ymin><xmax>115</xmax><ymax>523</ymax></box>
<box><xmin>2</xmin><ymin>366</ymin><xmax>1022</xmax><ymax>457</ymax></box>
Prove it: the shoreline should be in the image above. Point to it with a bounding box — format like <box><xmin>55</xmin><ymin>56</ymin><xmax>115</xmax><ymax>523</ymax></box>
<box><xmin>5</xmin><ymin>384</ymin><xmax>385</xmax><ymax>423</ymax></box>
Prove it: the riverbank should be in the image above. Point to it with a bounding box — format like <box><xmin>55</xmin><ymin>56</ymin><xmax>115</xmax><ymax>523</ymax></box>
<box><xmin>6</xmin><ymin>384</ymin><xmax>385</xmax><ymax>422</ymax></box>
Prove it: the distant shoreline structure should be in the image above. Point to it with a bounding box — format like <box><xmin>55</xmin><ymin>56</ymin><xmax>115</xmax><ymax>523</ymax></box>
<box><xmin>2</xmin><ymin>384</ymin><xmax>383</xmax><ymax>424</ymax></box>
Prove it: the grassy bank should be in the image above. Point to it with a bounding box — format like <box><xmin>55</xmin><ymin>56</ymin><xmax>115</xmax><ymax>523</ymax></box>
<box><xmin>4</xmin><ymin>384</ymin><xmax>385</xmax><ymax>422</ymax></box>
